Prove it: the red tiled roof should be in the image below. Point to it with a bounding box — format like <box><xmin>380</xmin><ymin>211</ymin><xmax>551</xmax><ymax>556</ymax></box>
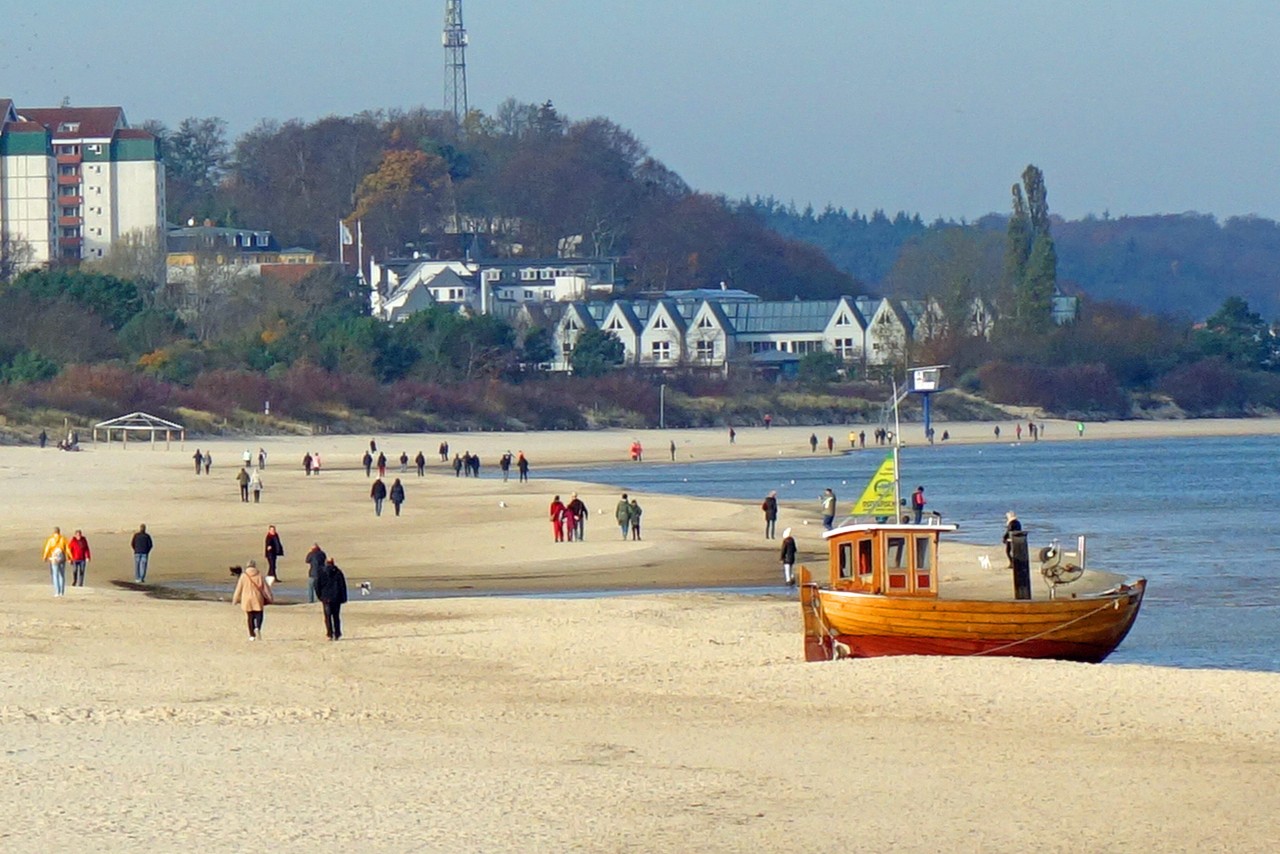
<box><xmin>19</xmin><ymin>106</ymin><xmax>126</xmax><ymax>138</ymax></box>
<box><xmin>6</xmin><ymin>120</ymin><xmax>47</xmax><ymax>132</ymax></box>
<box><xmin>115</xmin><ymin>128</ymin><xmax>154</xmax><ymax>140</ymax></box>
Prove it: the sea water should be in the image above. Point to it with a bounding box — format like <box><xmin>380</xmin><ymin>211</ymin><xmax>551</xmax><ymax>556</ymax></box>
<box><xmin>541</xmin><ymin>435</ymin><xmax>1280</xmax><ymax>673</ymax></box>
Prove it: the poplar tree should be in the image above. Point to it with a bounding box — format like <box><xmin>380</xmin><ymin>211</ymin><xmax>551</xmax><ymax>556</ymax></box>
<box><xmin>1003</xmin><ymin>165</ymin><xmax>1058</xmax><ymax>333</ymax></box>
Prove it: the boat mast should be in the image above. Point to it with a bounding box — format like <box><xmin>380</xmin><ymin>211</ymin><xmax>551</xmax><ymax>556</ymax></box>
<box><xmin>891</xmin><ymin>379</ymin><xmax>902</xmax><ymax>516</ymax></box>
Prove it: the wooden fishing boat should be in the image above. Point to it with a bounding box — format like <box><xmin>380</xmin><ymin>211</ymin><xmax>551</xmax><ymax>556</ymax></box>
<box><xmin>799</xmin><ymin>519</ymin><xmax>1146</xmax><ymax>663</ymax></box>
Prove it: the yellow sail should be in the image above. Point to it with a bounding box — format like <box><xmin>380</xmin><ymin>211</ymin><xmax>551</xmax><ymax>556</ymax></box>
<box><xmin>851</xmin><ymin>453</ymin><xmax>897</xmax><ymax>516</ymax></box>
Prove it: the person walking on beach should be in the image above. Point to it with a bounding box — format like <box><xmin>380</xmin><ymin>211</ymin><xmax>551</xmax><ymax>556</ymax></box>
<box><xmin>399</xmin><ymin>452</ymin><xmax>409</xmax><ymax>473</ymax></box>
<box><xmin>232</xmin><ymin>560</ymin><xmax>273</xmax><ymax>641</ymax></box>
<box><xmin>193</xmin><ymin>449</ymin><xmax>204</xmax><ymax>475</ymax></box>
<box><xmin>415</xmin><ymin>451</ymin><xmax>427</xmax><ymax>477</ymax></box>
<box><xmin>258</xmin><ymin>448</ymin><xmax>267</xmax><ymax>469</ymax></box>
<box><xmin>439</xmin><ymin>440</ymin><xmax>449</xmax><ymax>462</ymax></box>
<box><xmin>42</xmin><ymin>526</ymin><xmax>69</xmax><ymax>597</ymax></box>
<box><xmin>370</xmin><ymin>438</ymin><xmax>378</xmax><ymax>455</ymax></box>
<box><xmin>911</xmin><ymin>486</ymin><xmax>926</xmax><ymax>524</ymax></box>
<box><xmin>859</xmin><ymin>430</ymin><xmax>866</xmax><ymax>449</ymax></box>
<box><xmin>303</xmin><ymin>452</ymin><xmax>313</xmax><ymax>476</ymax></box>
<box><xmin>249</xmin><ymin>468</ymin><xmax>263</xmax><ymax>503</ymax></box>
<box><xmin>1077</xmin><ymin>421</ymin><xmax>1085</xmax><ymax>437</ymax></box>
<box><xmin>362</xmin><ymin>450</ymin><xmax>373</xmax><ymax>477</ymax></box>
<box><xmin>517</xmin><ymin>452</ymin><xmax>529</xmax><ymax>482</ymax></box>
<box><xmin>628</xmin><ymin>498</ymin><xmax>643</xmax><ymax>540</ymax></box>
<box><xmin>615</xmin><ymin>494</ymin><xmax>632</xmax><ymax>540</ymax></box>
<box><xmin>567</xmin><ymin>493</ymin><xmax>588</xmax><ymax>541</ymax></box>
<box><xmin>826</xmin><ymin>436</ymin><xmax>834</xmax><ymax>453</ymax></box>
<box><xmin>762</xmin><ymin>491</ymin><xmax>779</xmax><ymax>539</ymax></box>
<box><xmin>131</xmin><ymin>524</ymin><xmax>153</xmax><ymax>583</ymax></box>
<box><xmin>453</xmin><ymin>453</ymin><xmax>463</xmax><ymax>477</ymax></box>
<box><xmin>311</xmin><ymin>452</ymin><xmax>322</xmax><ymax>475</ymax></box>
<box><xmin>39</xmin><ymin>429</ymin><xmax>47</xmax><ymax>448</ymax></box>
<box><xmin>821</xmin><ymin>488</ymin><xmax>837</xmax><ymax>531</ymax></box>
<box><xmin>669</xmin><ymin>439</ymin><xmax>676</xmax><ymax>461</ymax></box>
<box><xmin>242</xmin><ymin>449</ymin><xmax>252</xmax><ymax>466</ymax></box>
<box><xmin>371</xmin><ymin>478</ymin><xmax>388</xmax><ymax>516</ymax></box>
<box><xmin>729</xmin><ymin>426</ymin><xmax>736</xmax><ymax>444</ymax></box>
<box><xmin>264</xmin><ymin>525</ymin><xmax>284</xmax><ymax>581</ymax></box>
<box><xmin>500</xmin><ymin>452</ymin><xmax>511</xmax><ymax>482</ymax></box>
<box><xmin>994</xmin><ymin>425</ymin><xmax>1001</xmax><ymax>440</ymax></box>
<box><xmin>68</xmin><ymin>529</ymin><xmax>91</xmax><ymax>587</ymax></box>
<box><xmin>236</xmin><ymin>467</ymin><xmax>251</xmax><ymax>503</ymax></box>
<box><xmin>550</xmin><ymin>495</ymin><xmax>567</xmax><ymax>543</ymax></box>
<box><xmin>376</xmin><ymin>452</ymin><xmax>387</xmax><ymax>478</ymax></box>
<box><xmin>764</xmin><ymin>413</ymin><xmax>772</xmax><ymax>430</ymax></box>
<box><xmin>305</xmin><ymin>543</ymin><xmax>326</xmax><ymax>604</ymax></box>
<box><xmin>203</xmin><ymin>452</ymin><xmax>212</xmax><ymax>474</ymax></box>
<box><xmin>1003</xmin><ymin>511</ymin><xmax>1022</xmax><ymax>568</ymax></box>
<box><xmin>809</xmin><ymin>433</ymin><xmax>818</xmax><ymax>453</ymax></box>
<box><xmin>315</xmin><ymin>557</ymin><xmax>348</xmax><ymax>641</ymax></box>
<box><xmin>389</xmin><ymin>478</ymin><xmax>406</xmax><ymax>516</ymax></box>
<box><xmin>780</xmin><ymin>527</ymin><xmax>797</xmax><ymax>586</ymax></box>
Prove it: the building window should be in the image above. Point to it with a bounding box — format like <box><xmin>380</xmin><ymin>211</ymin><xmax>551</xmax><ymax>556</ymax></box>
<box><xmin>540</xmin><ymin>268</ymin><xmax>553</xmax><ymax>280</ymax></box>
<box><xmin>523</xmin><ymin>289</ymin><xmax>535</xmax><ymax>300</ymax></box>
<box><xmin>697</xmin><ymin>316</ymin><xmax>714</xmax><ymax>329</ymax></box>
<box><xmin>835</xmin><ymin>314</ymin><xmax>851</xmax><ymax>326</ymax></box>
<box><xmin>484</xmin><ymin>270</ymin><xmax>501</xmax><ymax>282</ymax></box>
<box><xmin>749</xmin><ymin>341</ymin><xmax>777</xmax><ymax>354</ymax></box>
<box><xmin>695</xmin><ymin>340</ymin><xmax>715</xmax><ymax>361</ymax></box>
<box><xmin>521</xmin><ymin>269</ymin><xmax>537</xmax><ymax>281</ymax></box>
<box><xmin>651</xmin><ymin>341</ymin><xmax>672</xmax><ymax>361</ymax></box>
<box><xmin>834</xmin><ymin>338</ymin><xmax>857</xmax><ymax>360</ymax></box>
<box><xmin>654</xmin><ymin>316</ymin><xmax>668</xmax><ymax>330</ymax></box>
<box><xmin>256</xmin><ymin>234</ymin><xmax>269</xmax><ymax>247</ymax></box>
<box><xmin>608</xmin><ymin>319</ymin><xmax>624</xmax><ymax>331</ymax></box>
<box><xmin>793</xmin><ymin>340</ymin><xmax>822</xmax><ymax>355</ymax></box>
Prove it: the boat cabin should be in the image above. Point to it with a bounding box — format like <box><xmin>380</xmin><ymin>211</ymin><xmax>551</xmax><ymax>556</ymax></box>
<box><xmin>825</xmin><ymin>522</ymin><xmax>959</xmax><ymax>597</ymax></box>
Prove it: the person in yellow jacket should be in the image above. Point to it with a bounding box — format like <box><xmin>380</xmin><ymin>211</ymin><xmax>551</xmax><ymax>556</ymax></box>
<box><xmin>41</xmin><ymin>526</ymin><xmax>69</xmax><ymax>597</ymax></box>
<box><xmin>231</xmin><ymin>560</ymin><xmax>274</xmax><ymax>640</ymax></box>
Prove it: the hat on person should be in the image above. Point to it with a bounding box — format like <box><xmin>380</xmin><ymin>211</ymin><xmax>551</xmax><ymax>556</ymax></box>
<box><xmin>1006</xmin><ymin>511</ymin><xmax>1017</xmax><ymax>522</ymax></box>
<box><xmin>782</xmin><ymin>528</ymin><xmax>792</xmax><ymax>539</ymax></box>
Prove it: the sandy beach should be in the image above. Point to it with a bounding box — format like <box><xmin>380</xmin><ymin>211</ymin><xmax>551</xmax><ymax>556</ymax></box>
<box><xmin>3</xmin><ymin>418</ymin><xmax>1280</xmax><ymax>851</ymax></box>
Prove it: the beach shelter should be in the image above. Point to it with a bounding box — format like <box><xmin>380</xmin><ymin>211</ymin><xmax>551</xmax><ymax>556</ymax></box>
<box><xmin>92</xmin><ymin>411</ymin><xmax>185</xmax><ymax>449</ymax></box>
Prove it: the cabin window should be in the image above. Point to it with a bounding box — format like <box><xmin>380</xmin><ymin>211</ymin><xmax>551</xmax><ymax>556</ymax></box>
<box><xmin>838</xmin><ymin>543</ymin><xmax>853</xmax><ymax>579</ymax></box>
<box><xmin>857</xmin><ymin>539</ymin><xmax>873</xmax><ymax>579</ymax></box>
<box><xmin>914</xmin><ymin>536</ymin><xmax>934</xmax><ymax>591</ymax></box>
<box><xmin>886</xmin><ymin>536</ymin><xmax>908</xmax><ymax>590</ymax></box>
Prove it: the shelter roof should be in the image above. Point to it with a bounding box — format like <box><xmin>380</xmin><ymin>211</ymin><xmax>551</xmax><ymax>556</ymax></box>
<box><xmin>93</xmin><ymin>411</ymin><xmax>184</xmax><ymax>431</ymax></box>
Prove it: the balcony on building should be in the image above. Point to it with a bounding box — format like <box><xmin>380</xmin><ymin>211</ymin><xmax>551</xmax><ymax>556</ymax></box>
<box><xmin>57</xmin><ymin>173</ymin><xmax>82</xmax><ymax>187</ymax></box>
<box><xmin>58</xmin><ymin>235</ymin><xmax>83</xmax><ymax>248</ymax></box>
<box><xmin>58</xmin><ymin>215</ymin><xmax>83</xmax><ymax>227</ymax></box>
<box><xmin>56</xmin><ymin>151</ymin><xmax>82</xmax><ymax>165</ymax></box>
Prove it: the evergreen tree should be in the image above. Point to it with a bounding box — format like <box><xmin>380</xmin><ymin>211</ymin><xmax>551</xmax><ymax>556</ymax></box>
<box><xmin>1003</xmin><ymin>165</ymin><xmax>1058</xmax><ymax>334</ymax></box>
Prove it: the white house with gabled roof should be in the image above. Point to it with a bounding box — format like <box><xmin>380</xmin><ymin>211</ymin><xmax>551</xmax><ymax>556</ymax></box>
<box><xmin>638</xmin><ymin>299</ymin><xmax>687</xmax><ymax>368</ymax></box>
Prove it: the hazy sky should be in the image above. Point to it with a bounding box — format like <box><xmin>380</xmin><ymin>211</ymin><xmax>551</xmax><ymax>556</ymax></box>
<box><xmin>2</xmin><ymin>1</ymin><xmax>1277</xmax><ymax>221</ymax></box>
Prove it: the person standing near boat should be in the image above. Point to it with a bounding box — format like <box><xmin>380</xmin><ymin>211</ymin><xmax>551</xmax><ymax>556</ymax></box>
<box><xmin>780</xmin><ymin>528</ymin><xmax>797</xmax><ymax>586</ymax></box>
<box><xmin>820</xmin><ymin>488</ymin><xmax>837</xmax><ymax>531</ymax></box>
<box><xmin>1003</xmin><ymin>511</ymin><xmax>1022</xmax><ymax>567</ymax></box>
<box><xmin>762</xmin><ymin>491</ymin><xmax>779</xmax><ymax>539</ymax></box>
<box><xmin>911</xmin><ymin>486</ymin><xmax>926</xmax><ymax>524</ymax></box>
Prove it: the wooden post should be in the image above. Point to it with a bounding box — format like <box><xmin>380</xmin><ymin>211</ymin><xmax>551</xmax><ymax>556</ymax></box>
<box><xmin>1010</xmin><ymin>530</ymin><xmax>1031</xmax><ymax>600</ymax></box>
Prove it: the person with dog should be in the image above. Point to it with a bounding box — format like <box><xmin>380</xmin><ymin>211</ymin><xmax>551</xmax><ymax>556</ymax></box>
<box><xmin>264</xmin><ymin>525</ymin><xmax>284</xmax><ymax>580</ymax></box>
<box><xmin>314</xmin><ymin>557</ymin><xmax>348</xmax><ymax>641</ymax></box>
<box><xmin>231</xmin><ymin>559</ymin><xmax>273</xmax><ymax>641</ymax></box>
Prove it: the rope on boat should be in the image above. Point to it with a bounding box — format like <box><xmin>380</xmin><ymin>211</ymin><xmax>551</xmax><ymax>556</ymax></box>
<box><xmin>968</xmin><ymin>597</ymin><xmax>1122</xmax><ymax>657</ymax></box>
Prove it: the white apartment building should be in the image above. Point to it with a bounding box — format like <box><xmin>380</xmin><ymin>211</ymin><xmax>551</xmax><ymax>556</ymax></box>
<box><xmin>0</xmin><ymin>102</ymin><xmax>164</xmax><ymax>270</ymax></box>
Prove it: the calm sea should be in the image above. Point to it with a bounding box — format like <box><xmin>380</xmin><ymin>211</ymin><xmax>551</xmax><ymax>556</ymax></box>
<box><xmin>542</xmin><ymin>435</ymin><xmax>1280</xmax><ymax>673</ymax></box>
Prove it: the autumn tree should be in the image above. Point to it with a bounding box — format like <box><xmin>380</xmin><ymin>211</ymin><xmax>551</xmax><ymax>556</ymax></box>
<box><xmin>160</xmin><ymin>117</ymin><xmax>231</xmax><ymax>224</ymax></box>
<box><xmin>349</xmin><ymin>149</ymin><xmax>452</xmax><ymax>257</ymax></box>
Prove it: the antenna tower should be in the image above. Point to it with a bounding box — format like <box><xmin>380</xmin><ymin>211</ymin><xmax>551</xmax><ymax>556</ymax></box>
<box><xmin>443</xmin><ymin>1</ymin><xmax>469</xmax><ymax>124</ymax></box>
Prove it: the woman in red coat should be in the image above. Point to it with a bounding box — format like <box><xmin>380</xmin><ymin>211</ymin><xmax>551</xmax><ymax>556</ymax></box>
<box><xmin>549</xmin><ymin>496</ymin><xmax>567</xmax><ymax>542</ymax></box>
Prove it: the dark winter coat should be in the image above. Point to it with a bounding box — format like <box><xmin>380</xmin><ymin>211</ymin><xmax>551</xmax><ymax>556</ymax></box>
<box><xmin>131</xmin><ymin>531</ymin><xmax>153</xmax><ymax>554</ymax></box>
<box><xmin>306</xmin><ymin>547</ymin><xmax>327</xmax><ymax>580</ymax></box>
<box><xmin>315</xmin><ymin>563</ymin><xmax>348</xmax><ymax>604</ymax></box>
<box><xmin>389</xmin><ymin>481</ymin><xmax>405</xmax><ymax>504</ymax></box>
<box><xmin>265</xmin><ymin>532</ymin><xmax>284</xmax><ymax>560</ymax></box>
<box><xmin>371</xmin><ymin>479</ymin><xmax>388</xmax><ymax>500</ymax></box>
<box><xmin>780</xmin><ymin>537</ymin><xmax>797</xmax><ymax>563</ymax></box>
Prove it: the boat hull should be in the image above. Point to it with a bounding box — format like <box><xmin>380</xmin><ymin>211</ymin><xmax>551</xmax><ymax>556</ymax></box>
<box><xmin>801</xmin><ymin>575</ymin><xmax>1146</xmax><ymax>664</ymax></box>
